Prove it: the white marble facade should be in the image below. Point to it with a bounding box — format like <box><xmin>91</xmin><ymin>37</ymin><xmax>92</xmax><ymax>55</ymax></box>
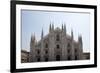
<box><xmin>30</xmin><ymin>24</ymin><xmax>83</xmax><ymax>62</ymax></box>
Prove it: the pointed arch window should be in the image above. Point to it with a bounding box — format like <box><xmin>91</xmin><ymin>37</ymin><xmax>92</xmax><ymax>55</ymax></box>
<box><xmin>67</xmin><ymin>43</ymin><xmax>71</xmax><ymax>53</ymax></box>
<box><xmin>56</xmin><ymin>34</ymin><xmax>60</xmax><ymax>41</ymax></box>
<box><xmin>45</xmin><ymin>49</ymin><xmax>48</xmax><ymax>54</ymax></box>
<box><xmin>36</xmin><ymin>49</ymin><xmax>40</xmax><ymax>54</ymax></box>
<box><xmin>67</xmin><ymin>43</ymin><xmax>71</xmax><ymax>48</ymax></box>
<box><xmin>67</xmin><ymin>49</ymin><xmax>70</xmax><ymax>53</ymax></box>
<box><xmin>75</xmin><ymin>48</ymin><xmax>77</xmax><ymax>53</ymax></box>
<box><xmin>45</xmin><ymin>43</ymin><xmax>48</xmax><ymax>48</ymax></box>
<box><xmin>56</xmin><ymin>44</ymin><xmax>60</xmax><ymax>49</ymax></box>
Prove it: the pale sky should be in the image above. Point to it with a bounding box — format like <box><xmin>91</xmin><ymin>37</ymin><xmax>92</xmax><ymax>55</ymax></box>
<box><xmin>21</xmin><ymin>10</ymin><xmax>90</xmax><ymax>52</ymax></box>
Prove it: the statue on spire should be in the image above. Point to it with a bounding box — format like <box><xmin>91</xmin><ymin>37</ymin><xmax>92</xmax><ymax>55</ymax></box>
<box><xmin>52</xmin><ymin>22</ymin><xmax>54</xmax><ymax>30</ymax></box>
<box><xmin>71</xmin><ymin>29</ymin><xmax>73</xmax><ymax>39</ymax></box>
<box><xmin>49</xmin><ymin>22</ymin><xmax>51</xmax><ymax>32</ymax></box>
<box><xmin>62</xmin><ymin>24</ymin><xmax>64</xmax><ymax>31</ymax></box>
<box><xmin>31</xmin><ymin>33</ymin><xmax>35</xmax><ymax>42</ymax></box>
<box><xmin>78</xmin><ymin>34</ymin><xmax>82</xmax><ymax>45</ymax></box>
<box><xmin>41</xmin><ymin>28</ymin><xmax>44</xmax><ymax>39</ymax></box>
<box><xmin>64</xmin><ymin>23</ymin><xmax>66</xmax><ymax>34</ymax></box>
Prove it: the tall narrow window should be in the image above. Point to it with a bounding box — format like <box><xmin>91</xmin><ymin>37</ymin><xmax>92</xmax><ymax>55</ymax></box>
<box><xmin>56</xmin><ymin>34</ymin><xmax>60</xmax><ymax>41</ymax></box>
<box><xmin>45</xmin><ymin>43</ymin><xmax>48</xmax><ymax>48</ymax></box>
<box><xmin>67</xmin><ymin>43</ymin><xmax>71</xmax><ymax>54</ymax></box>
<box><xmin>75</xmin><ymin>48</ymin><xmax>77</xmax><ymax>53</ymax></box>
<box><xmin>56</xmin><ymin>44</ymin><xmax>60</xmax><ymax>49</ymax></box>
<box><xmin>67</xmin><ymin>43</ymin><xmax>71</xmax><ymax>48</ymax></box>
<box><xmin>45</xmin><ymin>50</ymin><xmax>48</xmax><ymax>54</ymax></box>
<box><xmin>37</xmin><ymin>49</ymin><xmax>40</xmax><ymax>54</ymax></box>
<box><xmin>67</xmin><ymin>49</ymin><xmax>70</xmax><ymax>53</ymax></box>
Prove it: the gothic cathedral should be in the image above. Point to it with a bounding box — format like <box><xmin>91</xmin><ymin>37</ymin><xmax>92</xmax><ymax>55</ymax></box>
<box><xmin>30</xmin><ymin>23</ymin><xmax>85</xmax><ymax>62</ymax></box>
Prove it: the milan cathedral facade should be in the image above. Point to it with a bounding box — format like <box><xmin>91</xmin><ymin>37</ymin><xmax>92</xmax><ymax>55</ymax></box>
<box><xmin>29</xmin><ymin>24</ymin><xmax>86</xmax><ymax>62</ymax></box>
